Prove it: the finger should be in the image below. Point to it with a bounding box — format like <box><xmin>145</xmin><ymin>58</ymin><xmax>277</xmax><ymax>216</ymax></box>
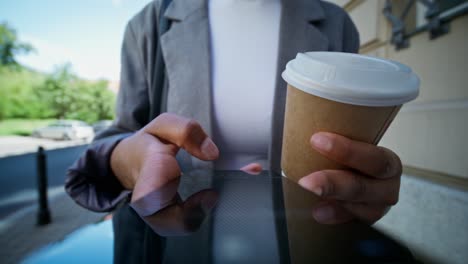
<box><xmin>310</xmin><ymin>132</ymin><xmax>402</xmax><ymax>179</ymax></box>
<box><xmin>341</xmin><ymin>202</ymin><xmax>389</xmax><ymax>224</ymax></box>
<box><xmin>143</xmin><ymin>204</ymin><xmax>188</xmax><ymax>236</ymax></box>
<box><xmin>298</xmin><ymin>170</ymin><xmax>400</xmax><ymax>205</ymax></box>
<box><xmin>312</xmin><ymin>200</ymin><xmax>354</xmax><ymax>224</ymax></box>
<box><xmin>132</xmin><ymin>153</ymin><xmax>181</xmax><ymax>202</ymax></box>
<box><xmin>240</xmin><ymin>163</ymin><xmax>263</xmax><ymax>175</ymax></box>
<box><xmin>145</xmin><ymin>113</ymin><xmax>219</xmax><ymax>161</ymax></box>
<box><xmin>130</xmin><ymin>176</ymin><xmax>181</xmax><ymax>216</ymax></box>
<box><xmin>182</xmin><ymin>190</ymin><xmax>219</xmax><ymax>232</ymax></box>
<box><xmin>184</xmin><ymin>189</ymin><xmax>219</xmax><ymax>214</ymax></box>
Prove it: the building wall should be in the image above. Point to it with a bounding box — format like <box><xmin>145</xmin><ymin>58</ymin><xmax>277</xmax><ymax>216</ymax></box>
<box><xmin>326</xmin><ymin>1</ymin><xmax>468</xmax><ymax>263</ymax></box>
<box><xmin>382</xmin><ymin>15</ymin><xmax>468</xmax><ymax>178</ymax></box>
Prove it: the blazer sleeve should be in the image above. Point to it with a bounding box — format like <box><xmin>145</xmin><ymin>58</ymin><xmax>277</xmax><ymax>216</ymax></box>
<box><xmin>342</xmin><ymin>12</ymin><xmax>360</xmax><ymax>53</ymax></box>
<box><xmin>319</xmin><ymin>1</ymin><xmax>360</xmax><ymax>53</ymax></box>
<box><xmin>65</xmin><ymin>21</ymin><xmax>151</xmax><ymax>212</ymax></box>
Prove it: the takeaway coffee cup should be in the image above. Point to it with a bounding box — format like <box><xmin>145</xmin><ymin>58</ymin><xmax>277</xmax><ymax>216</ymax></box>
<box><xmin>281</xmin><ymin>52</ymin><xmax>420</xmax><ymax>182</ymax></box>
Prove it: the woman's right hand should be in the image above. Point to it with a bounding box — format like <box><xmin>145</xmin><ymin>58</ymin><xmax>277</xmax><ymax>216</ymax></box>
<box><xmin>110</xmin><ymin>113</ymin><xmax>219</xmax><ymax>202</ymax></box>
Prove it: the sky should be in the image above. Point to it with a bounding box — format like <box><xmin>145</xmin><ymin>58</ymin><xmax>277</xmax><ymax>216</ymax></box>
<box><xmin>0</xmin><ymin>0</ymin><xmax>152</xmax><ymax>81</ymax></box>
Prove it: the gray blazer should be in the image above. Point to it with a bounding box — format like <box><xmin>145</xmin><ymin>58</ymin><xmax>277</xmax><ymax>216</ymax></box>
<box><xmin>66</xmin><ymin>0</ymin><xmax>360</xmax><ymax>212</ymax></box>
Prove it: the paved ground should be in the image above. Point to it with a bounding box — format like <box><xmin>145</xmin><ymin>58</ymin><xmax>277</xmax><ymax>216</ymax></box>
<box><xmin>0</xmin><ymin>145</ymin><xmax>89</xmax><ymax>218</ymax></box>
<box><xmin>0</xmin><ymin>136</ymin><xmax>105</xmax><ymax>264</ymax></box>
<box><xmin>0</xmin><ymin>136</ymin><xmax>89</xmax><ymax>158</ymax></box>
<box><xmin>0</xmin><ymin>192</ymin><xmax>106</xmax><ymax>264</ymax></box>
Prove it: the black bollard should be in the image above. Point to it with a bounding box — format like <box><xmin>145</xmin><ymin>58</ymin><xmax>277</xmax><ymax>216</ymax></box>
<box><xmin>36</xmin><ymin>146</ymin><xmax>51</xmax><ymax>225</ymax></box>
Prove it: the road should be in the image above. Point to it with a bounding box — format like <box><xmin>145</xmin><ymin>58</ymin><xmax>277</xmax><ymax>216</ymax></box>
<box><xmin>0</xmin><ymin>145</ymin><xmax>88</xmax><ymax>218</ymax></box>
<box><xmin>0</xmin><ymin>136</ymin><xmax>89</xmax><ymax>158</ymax></box>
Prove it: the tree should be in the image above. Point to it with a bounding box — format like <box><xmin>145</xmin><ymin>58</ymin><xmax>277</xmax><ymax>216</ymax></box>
<box><xmin>88</xmin><ymin>80</ymin><xmax>115</xmax><ymax>121</ymax></box>
<box><xmin>65</xmin><ymin>79</ymin><xmax>115</xmax><ymax>123</ymax></box>
<box><xmin>36</xmin><ymin>64</ymin><xmax>116</xmax><ymax>123</ymax></box>
<box><xmin>0</xmin><ymin>22</ymin><xmax>34</xmax><ymax>68</ymax></box>
<box><xmin>0</xmin><ymin>22</ymin><xmax>37</xmax><ymax>120</ymax></box>
<box><xmin>0</xmin><ymin>66</ymin><xmax>47</xmax><ymax>120</ymax></box>
<box><xmin>0</xmin><ymin>23</ymin><xmax>116</xmax><ymax>123</ymax></box>
<box><xmin>36</xmin><ymin>64</ymin><xmax>77</xmax><ymax>119</ymax></box>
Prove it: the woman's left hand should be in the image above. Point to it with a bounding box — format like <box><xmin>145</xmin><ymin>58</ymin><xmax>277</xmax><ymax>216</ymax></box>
<box><xmin>298</xmin><ymin>132</ymin><xmax>402</xmax><ymax>225</ymax></box>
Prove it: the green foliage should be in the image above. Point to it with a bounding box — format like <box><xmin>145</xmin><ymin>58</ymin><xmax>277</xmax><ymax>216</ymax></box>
<box><xmin>0</xmin><ymin>66</ymin><xmax>47</xmax><ymax>120</ymax></box>
<box><xmin>1</xmin><ymin>63</ymin><xmax>116</xmax><ymax>124</ymax></box>
<box><xmin>0</xmin><ymin>23</ymin><xmax>116</xmax><ymax>126</ymax></box>
<box><xmin>36</xmin><ymin>64</ymin><xmax>79</xmax><ymax>119</ymax></box>
<box><xmin>64</xmin><ymin>79</ymin><xmax>116</xmax><ymax>123</ymax></box>
<box><xmin>35</xmin><ymin>64</ymin><xmax>116</xmax><ymax>123</ymax></box>
<box><xmin>0</xmin><ymin>22</ymin><xmax>34</xmax><ymax>68</ymax></box>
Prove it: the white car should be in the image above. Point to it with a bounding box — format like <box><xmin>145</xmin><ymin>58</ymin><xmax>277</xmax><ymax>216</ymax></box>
<box><xmin>32</xmin><ymin>120</ymin><xmax>95</xmax><ymax>141</ymax></box>
<box><xmin>92</xmin><ymin>120</ymin><xmax>113</xmax><ymax>133</ymax></box>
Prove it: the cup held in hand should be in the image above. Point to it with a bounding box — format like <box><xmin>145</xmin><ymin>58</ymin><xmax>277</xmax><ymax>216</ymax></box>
<box><xmin>280</xmin><ymin>52</ymin><xmax>420</xmax><ymax>182</ymax></box>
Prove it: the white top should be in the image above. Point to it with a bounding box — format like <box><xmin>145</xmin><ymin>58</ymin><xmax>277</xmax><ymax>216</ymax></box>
<box><xmin>282</xmin><ymin>52</ymin><xmax>420</xmax><ymax>106</ymax></box>
<box><xmin>209</xmin><ymin>0</ymin><xmax>282</xmax><ymax>169</ymax></box>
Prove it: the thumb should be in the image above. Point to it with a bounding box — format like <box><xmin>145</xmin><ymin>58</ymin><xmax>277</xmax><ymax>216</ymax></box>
<box><xmin>144</xmin><ymin>113</ymin><xmax>219</xmax><ymax>161</ymax></box>
<box><xmin>132</xmin><ymin>154</ymin><xmax>181</xmax><ymax>203</ymax></box>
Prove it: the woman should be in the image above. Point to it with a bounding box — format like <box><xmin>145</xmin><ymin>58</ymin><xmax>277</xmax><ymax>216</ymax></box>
<box><xmin>66</xmin><ymin>0</ymin><xmax>401</xmax><ymax>226</ymax></box>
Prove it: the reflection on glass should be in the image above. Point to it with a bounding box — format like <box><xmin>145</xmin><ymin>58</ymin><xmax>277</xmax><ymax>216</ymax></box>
<box><xmin>109</xmin><ymin>170</ymin><xmax>418</xmax><ymax>263</ymax></box>
<box><xmin>130</xmin><ymin>177</ymin><xmax>218</xmax><ymax>236</ymax></box>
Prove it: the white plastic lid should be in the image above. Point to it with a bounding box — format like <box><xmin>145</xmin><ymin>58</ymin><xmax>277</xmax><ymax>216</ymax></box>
<box><xmin>282</xmin><ymin>52</ymin><xmax>420</xmax><ymax>106</ymax></box>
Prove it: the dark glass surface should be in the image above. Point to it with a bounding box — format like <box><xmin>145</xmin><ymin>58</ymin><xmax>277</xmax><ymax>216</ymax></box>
<box><xmin>114</xmin><ymin>170</ymin><xmax>417</xmax><ymax>264</ymax></box>
<box><xmin>24</xmin><ymin>170</ymin><xmax>419</xmax><ymax>264</ymax></box>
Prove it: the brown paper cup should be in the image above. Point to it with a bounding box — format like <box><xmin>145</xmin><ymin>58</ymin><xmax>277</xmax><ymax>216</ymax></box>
<box><xmin>279</xmin><ymin>52</ymin><xmax>419</xmax><ymax>262</ymax></box>
<box><xmin>280</xmin><ymin>52</ymin><xmax>419</xmax><ymax>181</ymax></box>
<box><xmin>281</xmin><ymin>84</ymin><xmax>401</xmax><ymax>182</ymax></box>
<box><xmin>281</xmin><ymin>177</ymin><xmax>393</xmax><ymax>263</ymax></box>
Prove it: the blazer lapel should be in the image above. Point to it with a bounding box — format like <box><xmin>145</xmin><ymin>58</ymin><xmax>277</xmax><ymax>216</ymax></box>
<box><xmin>269</xmin><ymin>0</ymin><xmax>330</xmax><ymax>173</ymax></box>
<box><xmin>160</xmin><ymin>0</ymin><xmax>330</xmax><ymax>172</ymax></box>
<box><xmin>161</xmin><ymin>0</ymin><xmax>212</xmax><ymax>136</ymax></box>
<box><xmin>160</xmin><ymin>8</ymin><xmax>215</xmax><ymax>255</ymax></box>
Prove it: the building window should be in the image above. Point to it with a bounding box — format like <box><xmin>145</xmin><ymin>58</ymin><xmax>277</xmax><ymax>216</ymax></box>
<box><xmin>383</xmin><ymin>0</ymin><xmax>468</xmax><ymax>50</ymax></box>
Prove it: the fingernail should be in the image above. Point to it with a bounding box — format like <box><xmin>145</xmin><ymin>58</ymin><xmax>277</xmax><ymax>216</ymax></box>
<box><xmin>201</xmin><ymin>138</ymin><xmax>219</xmax><ymax>159</ymax></box>
<box><xmin>298</xmin><ymin>179</ymin><xmax>323</xmax><ymax>196</ymax></box>
<box><xmin>313</xmin><ymin>206</ymin><xmax>334</xmax><ymax>223</ymax></box>
<box><xmin>311</xmin><ymin>134</ymin><xmax>332</xmax><ymax>152</ymax></box>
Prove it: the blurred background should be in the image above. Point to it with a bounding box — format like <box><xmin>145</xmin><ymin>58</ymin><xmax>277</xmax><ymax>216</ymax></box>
<box><xmin>0</xmin><ymin>1</ymin><xmax>150</xmax><ymax>263</ymax></box>
<box><xmin>0</xmin><ymin>0</ymin><xmax>467</xmax><ymax>264</ymax></box>
<box><xmin>329</xmin><ymin>1</ymin><xmax>468</xmax><ymax>264</ymax></box>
